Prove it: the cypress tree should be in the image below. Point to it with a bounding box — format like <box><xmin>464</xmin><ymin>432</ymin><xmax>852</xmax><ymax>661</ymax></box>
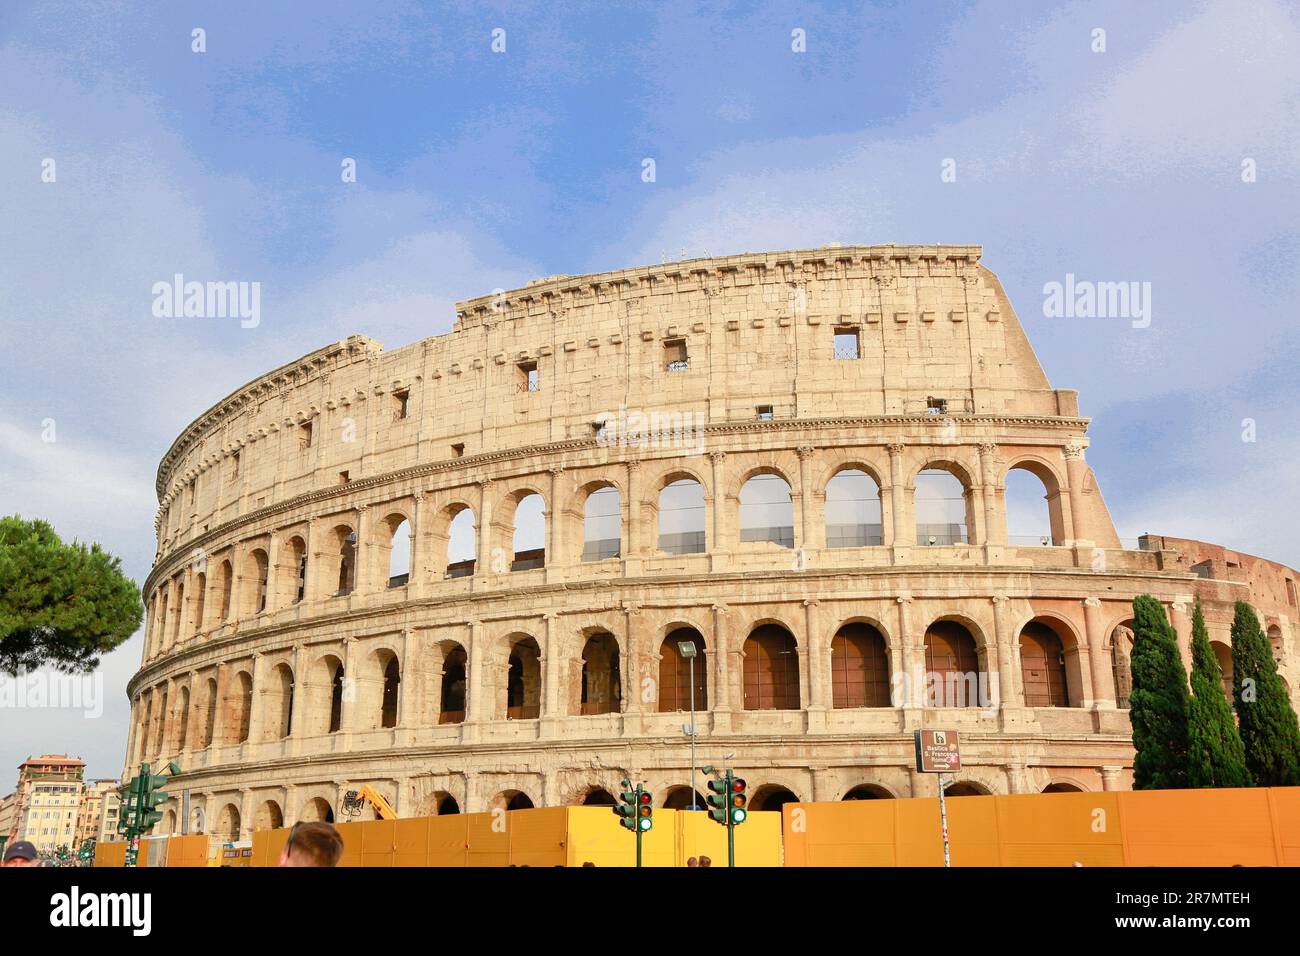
<box><xmin>1186</xmin><ymin>598</ymin><xmax>1252</xmax><ymax>788</ymax></box>
<box><xmin>1128</xmin><ymin>595</ymin><xmax>1190</xmax><ymax>789</ymax></box>
<box><xmin>1231</xmin><ymin>601</ymin><xmax>1300</xmax><ymax>786</ymax></box>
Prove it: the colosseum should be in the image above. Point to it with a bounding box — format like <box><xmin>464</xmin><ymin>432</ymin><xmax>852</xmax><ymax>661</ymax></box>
<box><xmin>125</xmin><ymin>244</ymin><xmax>1300</xmax><ymax>841</ymax></box>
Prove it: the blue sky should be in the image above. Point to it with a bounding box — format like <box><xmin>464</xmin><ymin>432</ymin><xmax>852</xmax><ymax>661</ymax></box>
<box><xmin>1</xmin><ymin>0</ymin><xmax>1298</xmax><ymax>778</ymax></box>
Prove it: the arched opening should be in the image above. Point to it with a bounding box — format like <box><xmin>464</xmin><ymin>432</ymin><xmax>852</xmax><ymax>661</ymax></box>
<box><xmin>1212</xmin><ymin>641</ymin><xmax>1234</xmax><ymax>702</ymax></box>
<box><xmin>439</xmin><ymin>646</ymin><xmax>467</xmax><ymax>724</ymax></box>
<box><xmin>750</xmin><ymin>785</ymin><xmax>799</xmax><ymax>812</ymax></box>
<box><xmin>202</xmin><ymin>678</ymin><xmax>217</xmax><ymax>748</ymax></box>
<box><xmin>511</xmin><ymin>493</ymin><xmax>546</xmax><ymax>571</ymax></box>
<box><xmin>923</xmin><ymin>620</ymin><xmax>981</xmax><ymax>708</ymax></box>
<box><xmin>299</xmin><ymin>797</ymin><xmax>334</xmax><ymax>824</ymax></box>
<box><xmin>738</xmin><ymin>473</ymin><xmax>794</xmax><ymax>548</ymax></box>
<box><xmin>436</xmin><ymin>794</ymin><xmax>460</xmax><ymax>815</ymax></box>
<box><xmin>175</xmin><ymin>686</ymin><xmax>190</xmax><ymax>751</ymax></box>
<box><xmin>663</xmin><ymin>786</ymin><xmax>708</xmax><ymax>810</ymax></box>
<box><xmin>1019</xmin><ymin>621</ymin><xmax>1071</xmax><ymax>707</ymax></box>
<box><xmin>579</xmin><ymin>632</ymin><xmax>622</xmax><ymax>715</ymax></box>
<box><xmin>843</xmin><ymin>784</ymin><xmax>893</xmax><ymax>800</ymax></box>
<box><xmin>225</xmin><ymin>671</ymin><xmax>253</xmax><ymax>744</ymax></box>
<box><xmin>943</xmin><ymin>781</ymin><xmax>990</xmax><ymax>798</ymax></box>
<box><xmin>1043</xmin><ymin>782</ymin><xmax>1084</xmax><ymax>793</ymax></box>
<box><xmin>915</xmin><ymin>468</ymin><xmax>971</xmax><ymax>545</ymax></box>
<box><xmin>217</xmin><ymin>804</ymin><xmax>241</xmax><ymax>841</ymax></box>
<box><xmin>218</xmin><ymin>560</ymin><xmax>233</xmax><ymax>621</ymax></box>
<box><xmin>192</xmin><ymin>573</ymin><xmax>206</xmax><ymax>634</ymax></box>
<box><xmin>505</xmin><ymin>636</ymin><xmax>541</xmax><ymax>719</ymax></box>
<box><xmin>329</xmin><ymin>660</ymin><xmax>344</xmax><ymax>733</ymax></box>
<box><xmin>831</xmin><ymin>622</ymin><xmax>890</xmax><ymax>708</ymax></box>
<box><xmin>445</xmin><ymin>506</ymin><xmax>477</xmax><ymax>578</ymax></box>
<box><xmin>1268</xmin><ymin>625</ymin><xmax>1284</xmax><ymax>664</ymax></box>
<box><xmin>658</xmin><ymin>628</ymin><xmax>708</xmax><ymax>712</ymax></box>
<box><xmin>154</xmin><ymin>591</ymin><xmax>168</xmax><ymax>653</ymax></box>
<box><xmin>381</xmin><ymin>655</ymin><xmax>401</xmax><ymax>728</ymax></box>
<box><xmin>743</xmin><ymin>624</ymin><xmax>801</xmax><ymax>710</ymax></box>
<box><xmin>582</xmin><ymin>485</ymin><xmax>622</xmax><ymax>561</ymax></box>
<box><xmin>190</xmin><ymin>807</ymin><xmax>205</xmax><ymax>834</ymax></box>
<box><xmin>658</xmin><ymin>478</ymin><xmax>706</xmax><ymax>555</ymax></box>
<box><xmin>282</xmin><ymin>536</ymin><xmax>307</xmax><ymax>605</ymax></box>
<box><xmin>580</xmin><ymin>788</ymin><xmax>617</xmax><ymax>806</ymax></box>
<box><xmin>255</xmin><ymin>800</ymin><xmax>283</xmax><ymax>831</ymax></box>
<box><xmin>153</xmin><ymin>687</ymin><xmax>168</xmax><ymax>753</ymax></box>
<box><xmin>265</xmin><ymin>663</ymin><xmax>294</xmax><ymax>740</ymax></box>
<box><xmin>495</xmin><ymin>790</ymin><xmax>534</xmax><ymax>811</ymax></box>
<box><xmin>385</xmin><ymin>516</ymin><xmax>411</xmax><ymax>588</ymax></box>
<box><xmin>172</xmin><ymin>581</ymin><xmax>185</xmax><ymax>643</ymax></box>
<box><xmin>335</xmin><ymin>527</ymin><xmax>357</xmax><ymax>595</ymax></box>
<box><xmin>1004</xmin><ymin>465</ymin><xmax>1061</xmax><ymax>546</ymax></box>
<box><xmin>825</xmin><ymin>468</ymin><xmax>883</xmax><ymax>547</ymax></box>
<box><xmin>162</xmin><ymin>808</ymin><xmax>177</xmax><ymax>835</ymax></box>
<box><xmin>243</xmin><ymin>548</ymin><xmax>269</xmax><ymax>616</ymax></box>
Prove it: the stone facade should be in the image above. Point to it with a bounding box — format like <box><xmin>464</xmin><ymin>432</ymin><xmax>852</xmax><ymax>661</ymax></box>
<box><xmin>125</xmin><ymin>245</ymin><xmax>1300</xmax><ymax>840</ymax></box>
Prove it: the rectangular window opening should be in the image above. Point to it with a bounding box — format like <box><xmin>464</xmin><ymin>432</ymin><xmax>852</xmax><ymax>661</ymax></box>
<box><xmin>664</xmin><ymin>338</ymin><xmax>689</xmax><ymax>372</ymax></box>
<box><xmin>834</xmin><ymin>327</ymin><xmax>860</xmax><ymax>360</ymax></box>
<box><xmin>393</xmin><ymin>389</ymin><xmax>410</xmax><ymax>421</ymax></box>
<box><xmin>756</xmin><ymin>405</ymin><xmax>774</xmax><ymax>421</ymax></box>
<box><xmin>517</xmin><ymin>361</ymin><xmax>539</xmax><ymax>393</ymax></box>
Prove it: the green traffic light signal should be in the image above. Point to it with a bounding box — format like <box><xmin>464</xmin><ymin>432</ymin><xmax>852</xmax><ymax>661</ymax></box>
<box><xmin>637</xmin><ymin>790</ymin><xmax>652</xmax><ymax>831</ymax></box>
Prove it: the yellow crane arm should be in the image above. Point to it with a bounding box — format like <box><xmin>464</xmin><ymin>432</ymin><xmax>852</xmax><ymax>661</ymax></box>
<box><xmin>356</xmin><ymin>784</ymin><xmax>396</xmax><ymax>820</ymax></box>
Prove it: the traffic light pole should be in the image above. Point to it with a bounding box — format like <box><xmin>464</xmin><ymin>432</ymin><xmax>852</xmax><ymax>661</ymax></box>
<box><xmin>725</xmin><ymin>772</ymin><xmax>735</xmax><ymax>869</ymax></box>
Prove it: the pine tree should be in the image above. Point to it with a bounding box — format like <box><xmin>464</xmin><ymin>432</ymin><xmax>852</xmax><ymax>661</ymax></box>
<box><xmin>0</xmin><ymin>515</ymin><xmax>143</xmax><ymax>674</ymax></box>
<box><xmin>1231</xmin><ymin>601</ymin><xmax>1300</xmax><ymax>786</ymax></box>
<box><xmin>1128</xmin><ymin>595</ymin><xmax>1190</xmax><ymax>789</ymax></box>
<box><xmin>1186</xmin><ymin>598</ymin><xmax>1252</xmax><ymax>788</ymax></box>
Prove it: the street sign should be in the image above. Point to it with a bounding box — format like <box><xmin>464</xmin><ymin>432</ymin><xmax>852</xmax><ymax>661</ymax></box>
<box><xmin>914</xmin><ymin>729</ymin><xmax>961</xmax><ymax>773</ymax></box>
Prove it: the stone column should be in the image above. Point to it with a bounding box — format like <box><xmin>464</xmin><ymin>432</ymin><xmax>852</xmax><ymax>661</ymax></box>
<box><xmin>1083</xmin><ymin>598</ymin><xmax>1115</xmax><ymax>709</ymax></box>
<box><xmin>1063</xmin><ymin>442</ymin><xmax>1091</xmax><ymax>545</ymax></box>
<box><xmin>289</xmin><ymin>643</ymin><xmax>307</xmax><ymax>744</ymax></box>
<box><xmin>977</xmin><ymin>442</ymin><xmax>1002</xmax><ymax>548</ymax></box>
<box><xmin>796</xmin><ymin>445</ymin><xmax>820</xmax><ymax>552</ymax></box>
<box><xmin>265</xmin><ymin>534</ymin><xmax>280</xmax><ymax>614</ymax></box>
<box><xmin>547</xmin><ymin>466</ymin><xmax>564</xmax><ymax>576</ymax></box>
<box><xmin>476</xmin><ymin>480</ymin><xmax>493</xmax><ymax>579</ymax></box>
<box><xmin>246</xmin><ymin>652</ymin><xmax>268</xmax><ymax>745</ymax></box>
<box><xmin>1169</xmin><ymin>598</ymin><xmax>1193</xmax><ymax>674</ymax></box>
<box><xmin>622</xmin><ymin>603</ymin><xmax>646</xmax><ymax>737</ymax></box>
<box><xmin>898</xmin><ymin>594</ymin><xmax>923</xmax><ymax>730</ymax></box>
<box><xmin>399</xmin><ymin>627</ymin><xmax>418</xmax><ymax>731</ymax></box>
<box><xmin>711</xmin><ymin>604</ymin><xmax>731</xmax><ymax>733</ymax></box>
<box><xmin>353</xmin><ymin>505</ymin><xmax>372</xmax><ymax>594</ymax></box>
<box><xmin>992</xmin><ymin>594</ymin><xmax>1024</xmax><ymax>727</ymax></box>
<box><xmin>182</xmin><ymin>669</ymin><xmax>201</xmax><ymax>755</ymax></box>
<box><xmin>805</xmin><ymin>599</ymin><xmax>828</xmax><ymax>730</ymax></box>
<box><xmin>463</xmin><ymin>621</ymin><xmax>484</xmax><ymax>742</ymax></box>
<box><xmin>541</xmin><ymin>612</ymin><xmax>561</xmax><ymax>737</ymax></box>
<box><xmin>339</xmin><ymin>639</ymin><xmax>358</xmax><ymax>735</ymax></box>
<box><xmin>124</xmin><ymin>696</ymin><xmax>140</xmax><ymax>772</ymax></box>
<box><xmin>411</xmin><ymin>491</ymin><xmax>432</xmax><ymax>599</ymax></box>
<box><xmin>887</xmin><ymin>442</ymin><xmax>911</xmax><ymax>551</ymax></box>
<box><xmin>1005</xmin><ymin>761</ymin><xmax>1029</xmax><ymax>794</ymax></box>
<box><xmin>238</xmin><ymin>788</ymin><xmax>254</xmax><ymax>840</ymax></box>
<box><xmin>708</xmin><ymin>451</ymin><xmax>727</xmax><ymax>568</ymax></box>
<box><xmin>625</xmin><ymin>460</ymin><xmax>642</xmax><ymax>559</ymax></box>
<box><xmin>1100</xmin><ymin>766</ymin><xmax>1124</xmax><ymax>792</ymax></box>
<box><xmin>211</xmin><ymin>663</ymin><xmax>231</xmax><ymax>749</ymax></box>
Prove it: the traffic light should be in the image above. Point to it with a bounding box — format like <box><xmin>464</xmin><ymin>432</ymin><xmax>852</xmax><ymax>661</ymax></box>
<box><xmin>706</xmin><ymin>776</ymin><xmax>729</xmax><ymax>824</ymax></box>
<box><xmin>614</xmin><ymin>778</ymin><xmax>639</xmax><ymax>831</ymax></box>
<box><xmin>637</xmin><ymin>789</ymin><xmax>653</xmax><ymax>832</ymax></box>
<box><xmin>730</xmin><ymin>777</ymin><xmax>748</xmax><ymax>825</ymax></box>
<box><xmin>139</xmin><ymin>768</ymin><xmax>170</xmax><ymax>830</ymax></box>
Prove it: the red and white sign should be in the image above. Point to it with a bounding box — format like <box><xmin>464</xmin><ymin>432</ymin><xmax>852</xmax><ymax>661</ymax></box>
<box><xmin>915</xmin><ymin>729</ymin><xmax>962</xmax><ymax>773</ymax></box>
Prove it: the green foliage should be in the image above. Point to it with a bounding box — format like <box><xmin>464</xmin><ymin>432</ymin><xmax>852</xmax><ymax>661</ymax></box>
<box><xmin>1128</xmin><ymin>595</ymin><xmax>1190</xmax><ymax>790</ymax></box>
<box><xmin>0</xmin><ymin>515</ymin><xmax>142</xmax><ymax>675</ymax></box>
<box><xmin>1231</xmin><ymin>601</ymin><xmax>1300</xmax><ymax>786</ymax></box>
<box><xmin>1186</xmin><ymin>599</ymin><xmax>1252</xmax><ymax>788</ymax></box>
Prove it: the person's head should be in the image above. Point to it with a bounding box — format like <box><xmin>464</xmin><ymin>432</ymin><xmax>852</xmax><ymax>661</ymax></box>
<box><xmin>276</xmin><ymin>822</ymin><xmax>344</xmax><ymax>867</ymax></box>
<box><xmin>686</xmin><ymin>856</ymin><xmax>699</xmax><ymax>868</ymax></box>
<box><xmin>698</xmin><ymin>855</ymin><xmax>712</xmax><ymax>868</ymax></box>
<box><xmin>2</xmin><ymin>841</ymin><xmax>39</xmax><ymax>867</ymax></box>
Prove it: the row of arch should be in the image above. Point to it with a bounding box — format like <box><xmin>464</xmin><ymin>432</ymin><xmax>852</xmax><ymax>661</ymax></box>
<box><xmin>145</xmin><ymin>456</ymin><xmax>1070</xmax><ymax>658</ymax></box>
<box><xmin>134</xmin><ymin>613</ymin><xmax>1128</xmax><ymax>764</ymax></box>
<box><xmin>171</xmin><ymin>778</ymin><xmax>1090</xmax><ymax>840</ymax></box>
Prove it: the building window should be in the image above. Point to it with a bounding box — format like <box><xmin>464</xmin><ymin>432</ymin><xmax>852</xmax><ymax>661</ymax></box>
<box><xmin>517</xmin><ymin>361</ymin><xmax>539</xmax><ymax>393</ymax></box>
<box><xmin>833</xmin><ymin>327</ymin><xmax>860</xmax><ymax>360</ymax></box>
<box><xmin>229</xmin><ymin>452</ymin><xmax>240</xmax><ymax>482</ymax></box>
<box><xmin>451</xmin><ymin>443</ymin><xmax>465</xmax><ymax>458</ymax></box>
<box><xmin>393</xmin><ymin>389</ymin><xmax>410</xmax><ymax>420</ymax></box>
<box><xmin>756</xmin><ymin>405</ymin><xmax>774</xmax><ymax>421</ymax></box>
<box><xmin>338</xmin><ymin>470</ymin><xmax>350</xmax><ymax>484</ymax></box>
<box><xmin>664</xmin><ymin>339</ymin><xmax>689</xmax><ymax>372</ymax></box>
<box><xmin>926</xmin><ymin>396</ymin><xmax>948</xmax><ymax>415</ymax></box>
<box><xmin>299</xmin><ymin>422</ymin><xmax>313</xmax><ymax>449</ymax></box>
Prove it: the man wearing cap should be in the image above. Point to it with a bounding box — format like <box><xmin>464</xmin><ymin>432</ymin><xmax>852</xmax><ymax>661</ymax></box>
<box><xmin>2</xmin><ymin>841</ymin><xmax>40</xmax><ymax>867</ymax></box>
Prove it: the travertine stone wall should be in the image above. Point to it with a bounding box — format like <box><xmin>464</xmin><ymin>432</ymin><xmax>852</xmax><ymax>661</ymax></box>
<box><xmin>126</xmin><ymin>246</ymin><xmax>1299</xmax><ymax>839</ymax></box>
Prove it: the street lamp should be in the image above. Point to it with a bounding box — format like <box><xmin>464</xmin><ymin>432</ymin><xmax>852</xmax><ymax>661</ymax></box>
<box><xmin>678</xmin><ymin>640</ymin><xmax>698</xmax><ymax>811</ymax></box>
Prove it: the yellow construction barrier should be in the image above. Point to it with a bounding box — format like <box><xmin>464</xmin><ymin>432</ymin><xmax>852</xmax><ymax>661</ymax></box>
<box><xmin>783</xmin><ymin>786</ymin><xmax>1300</xmax><ymax>866</ymax></box>
<box><xmin>93</xmin><ymin>841</ymin><xmax>127</xmax><ymax>868</ymax></box>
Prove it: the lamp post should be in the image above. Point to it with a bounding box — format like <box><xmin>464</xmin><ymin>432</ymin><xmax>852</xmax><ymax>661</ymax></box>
<box><xmin>678</xmin><ymin>640</ymin><xmax>698</xmax><ymax>810</ymax></box>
